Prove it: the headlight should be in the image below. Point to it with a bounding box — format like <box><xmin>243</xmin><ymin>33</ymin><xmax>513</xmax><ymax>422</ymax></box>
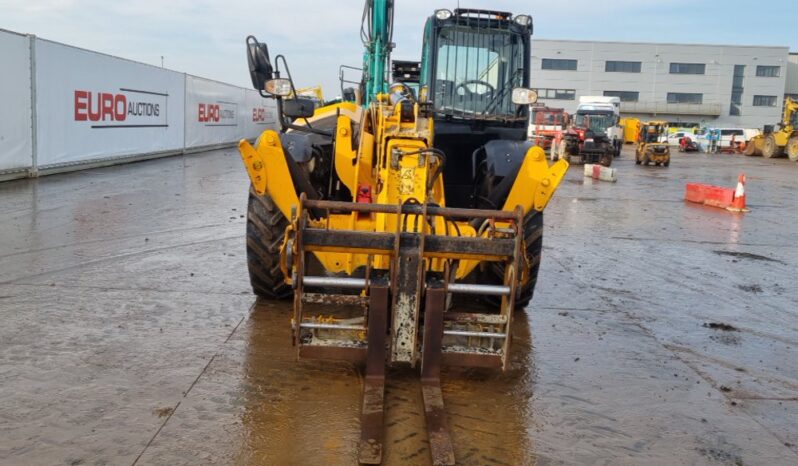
<box><xmin>513</xmin><ymin>15</ymin><xmax>532</xmax><ymax>27</ymax></box>
<box><xmin>264</xmin><ymin>78</ymin><xmax>292</xmax><ymax>96</ymax></box>
<box><xmin>512</xmin><ymin>87</ymin><xmax>538</xmax><ymax>105</ymax></box>
<box><xmin>435</xmin><ymin>9</ymin><xmax>453</xmax><ymax>20</ymax></box>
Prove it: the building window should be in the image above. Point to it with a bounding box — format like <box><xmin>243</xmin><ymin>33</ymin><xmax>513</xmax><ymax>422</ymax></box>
<box><xmin>605</xmin><ymin>61</ymin><xmax>641</xmax><ymax>73</ymax></box>
<box><xmin>733</xmin><ymin>64</ymin><xmax>745</xmax><ymax>89</ymax></box>
<box><xmin>667</xmin><ymin>92</ymin><xmax>703</xmax><ymax>104</ymax></box>
<box><xmin>541</xmin><ymin>58</ymin><xmax>577</xmax><ymax>71</ymax></box>
<box><xmin>730</xmin><ymin>65</ymin><xmax>745</xmax><ymax>116</ymax></box>
<box><xmin>753</xmin><ymin>95</ymin><xmax>778</xmax><ymax>107</ymax></box>
<box><xmin>730</xmin><ymin>92</ymin><xmax>743</xmax><ymax>115</ymax></box>
<box><xmin>603</xmin><ymin>91</ymin><xmax>639</xmax><ymax>102</ymax></box>
<box><xmin>756</xmin><ymin>66</ymin><xmax>780</xmax><ymax>77</ymax></box>
<box><xmin>669</xmin><ymin>63</ymin><xmax>706</xmax><ymax>75</ymax></box>
<box><xmin>534</xmin><ymin>88</ymin><xmax>576</xmax><ymax>100</ymax></box>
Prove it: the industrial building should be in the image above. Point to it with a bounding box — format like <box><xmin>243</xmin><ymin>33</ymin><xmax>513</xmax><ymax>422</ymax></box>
<box><xmin>786</xmin><ymin>53</ymin><xmax>798</xmax><ymax>100</ymax></box>
<box><xmin>530</xmin><ymin>39</ymin><xmax>791</xmax><ymax>129</ymax></box>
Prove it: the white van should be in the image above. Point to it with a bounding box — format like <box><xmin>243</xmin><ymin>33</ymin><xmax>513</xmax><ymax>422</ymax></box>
<box><xmin>666</xmin><ymin>129</ymin><xmax>697</xmax><ymax>146</ymax></box>
<box><xmin>717</xmin><ymin>128</ymin><xmax>745</xmax><ymax>148</ymax></box>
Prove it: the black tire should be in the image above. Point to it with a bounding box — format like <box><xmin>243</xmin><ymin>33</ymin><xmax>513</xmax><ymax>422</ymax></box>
<box><xmin>246</xmin><ymin>188</ymin><xmax>292</xmax><ymax>299</ymax></box>
<box><xmin>762</xmin><ymin>134</ymin><xmax>782</xmax><ymax>158</ymax></box>
<box><xmin>787</xmin><ymin>137</ymin><xmax>798</xmax><ymax>162</ymax></box>
<box><xmin>664</xmin><ymin>160</ymin><xmax>670</xmax><ymax>167</ymax></box>
<box><xmin>600</xmin><ymin>152</ymin><xmax>612</xmax><ymax>167</ymax></box>
<box><xmin>483</xmin><ymin>211</ymin><xmax>543</xmax><ymax>310</ymax></box>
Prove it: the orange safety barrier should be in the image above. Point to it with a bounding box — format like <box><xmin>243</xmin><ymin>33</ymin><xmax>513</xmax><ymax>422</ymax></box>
<box><xmin>685</xmin><ymin>173</ymin><xmax>748</xmax><ymax>212</ymax></box>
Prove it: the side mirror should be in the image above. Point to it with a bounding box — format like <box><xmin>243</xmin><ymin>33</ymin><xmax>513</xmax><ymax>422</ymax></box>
<box><xmin>283</xmin><ymin>98</ymin><xmax>316</xmax><ymax>119</ymax></box>
<box><xmin>342</xmin><ymin>87</ymin><xmax>356</xmax><ymax>102</ymax></box>
<box><xmin>246</xmin><ymin>36</ymin><xmax>273</xmax><ymax>93</ymax></box>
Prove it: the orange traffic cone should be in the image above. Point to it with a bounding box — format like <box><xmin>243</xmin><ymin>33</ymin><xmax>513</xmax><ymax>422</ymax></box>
<box><xmin>728</xmin><ymin>173</ymin><xmax>748</xmax><ymax>212</ymax></box>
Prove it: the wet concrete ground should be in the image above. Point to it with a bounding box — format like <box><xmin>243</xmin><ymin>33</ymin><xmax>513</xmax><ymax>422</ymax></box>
<box><xmin>1</xmin><ymin>147</ymin><xmax>796</xmax><ymax>465</ymax></box>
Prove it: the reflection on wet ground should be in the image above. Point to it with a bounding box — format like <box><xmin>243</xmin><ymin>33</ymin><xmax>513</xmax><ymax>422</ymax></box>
<box><xmin>1</xmin><ymin>147</ymin><xmax>797</xmax><ymax>465</ymax></box>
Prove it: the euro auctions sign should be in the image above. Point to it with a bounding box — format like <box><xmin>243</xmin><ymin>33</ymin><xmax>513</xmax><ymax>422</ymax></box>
<box><xmin>73</xmin><ymin>88</ymin><xmax>169</xmax><ymax>128</ymax></box>
<box><xmin>198</xmin><ymin>101</ymin><xmax>238</xmax><ymax>126</ymax></box>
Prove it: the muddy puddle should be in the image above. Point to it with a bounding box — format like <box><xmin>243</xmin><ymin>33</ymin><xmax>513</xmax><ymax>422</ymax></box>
<box><xmin>232</xmin><ymin>300</ymin><xmax>535</xmax><ymax>466</ymax></box>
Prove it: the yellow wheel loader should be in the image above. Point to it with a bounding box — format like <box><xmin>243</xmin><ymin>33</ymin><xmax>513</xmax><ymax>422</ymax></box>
<box><xmin>745</xmin><ymin>97</ymin><xmax>798</xmax><ymax>160</ymax></box>
<box><xmin>635</xmin><ymin>121</ymin><xmax>671</xmax><ymax>166</ymax></box>
<box><xmin>238</xmin><ymin>6</ymin><xmax>567</xmax><ymax>465</ymax></box>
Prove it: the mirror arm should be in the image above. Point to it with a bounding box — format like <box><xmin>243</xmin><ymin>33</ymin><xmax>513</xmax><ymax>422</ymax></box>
<box><xmin>275</xmin><ymin>55</ymin><xmax>299</xmax><ymax>99</ymax></box>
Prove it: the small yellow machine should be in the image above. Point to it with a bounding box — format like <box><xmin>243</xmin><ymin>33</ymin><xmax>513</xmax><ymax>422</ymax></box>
<box><xmin>636</xmin><ymin>121</ymin><xmax>671</xmax><ymax>166</ymax></box>
<box><xmin>745</xmin><ymin>97</ymin><xmax>798</xmax><ymax>160</ymax></box>
<box><xmin>290</xmin><ymin>85</ymin><xmax>324</xmax><ymax>107</ymax></box>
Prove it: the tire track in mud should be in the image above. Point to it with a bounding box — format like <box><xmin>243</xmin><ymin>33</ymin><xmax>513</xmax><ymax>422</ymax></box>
<box><xmin>544</xmin><ymin>246</ymin><xmax>798</xmax><ymax>461</ymax></box>
<box><xmin>0</xmin><ymin>235</ymin><xmax>242</xmax><ymax>286</ymax></box>
<box><xmin>131</xmin><ymin>313</ymin><xmax>246</xmax><ymax>465</ymax></box>
<box><xmin>0</xmin><ymin>222</ymin><xmax>234</xmax><ymax>261</ymax></box>
<box><xmin>557</xmin><ymin>240</ymin><xmax>798</xmax><ymax>342</ymax></box>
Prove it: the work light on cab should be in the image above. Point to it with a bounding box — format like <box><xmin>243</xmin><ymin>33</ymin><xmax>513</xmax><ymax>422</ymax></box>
<box><xmin>513</xmin><ymin>14</ymin><xmax>532</xmax><ymax>27</ymax></box>
<box><xmin>434</xmin><ymin>9</ymin><xmax>452</xmax><ymax>20</ymax></box>
<box><xmin>264</xmin><ymin>78</ymin><xmax>292</xmax><ymax>96</ymax></box>
<box><xmin>512</xmin><ymin>88</ymin><xmax>538</xmax><ymax>105</ymax></box>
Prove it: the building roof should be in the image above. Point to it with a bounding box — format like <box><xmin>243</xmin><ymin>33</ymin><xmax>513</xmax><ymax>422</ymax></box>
<box><xmin>533</xmin><ymin>38</ymin><xmax>789</xmax><ymax>51</ymax></box>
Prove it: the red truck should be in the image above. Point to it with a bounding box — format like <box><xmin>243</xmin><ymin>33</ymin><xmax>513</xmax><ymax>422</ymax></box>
<box><xmin>528</xmin><ymin>106</ymin><xmax>568</xmax><ymax>154</ymax></box>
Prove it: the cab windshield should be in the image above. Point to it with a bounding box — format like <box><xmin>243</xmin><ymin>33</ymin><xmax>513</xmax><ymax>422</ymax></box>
<box><xmin>532</xmin><ymin>109</ymin><xmax>565</xmax><ymax>126</ymax></box>
<box><xmin>641</xmin><ymin>126</ymin><xmax>663</xmax><ymax>143</ymax></box>
<box><xmin>434</xmin><ymin>26</ymin><xmax>524</xmax><ymax>119</ymax></box>
<box><xmin>575</xmin><ymin>112</ymin><xmax>615</xmax><ymax>135</ymax></box>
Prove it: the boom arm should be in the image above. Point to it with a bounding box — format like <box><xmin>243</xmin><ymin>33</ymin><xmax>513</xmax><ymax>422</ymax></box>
<box><xmin>360</xmin><ymin>0</ymin><xmax>394</xmax><ymax>106</ymax></box>
<box><xmin>783</xmin><ymin>97</ymin><xmax>797</xmax><ymax>128</ymax></box>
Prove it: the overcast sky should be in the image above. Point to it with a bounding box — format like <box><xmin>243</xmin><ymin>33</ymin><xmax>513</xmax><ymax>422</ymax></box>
<box><xmin>1</xmin><ymin>0</ymin><xmax>795</xmax><ymax>98</ymax></box>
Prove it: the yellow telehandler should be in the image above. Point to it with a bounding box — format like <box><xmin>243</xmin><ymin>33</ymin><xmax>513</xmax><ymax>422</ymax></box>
<box><xmin>238</xmin><ymin>6</ymin><xmax>567</xmax><ymax>464</ymax></box>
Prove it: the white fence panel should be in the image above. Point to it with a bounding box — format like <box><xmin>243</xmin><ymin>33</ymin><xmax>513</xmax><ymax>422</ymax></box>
<box><xmin>244</xmin><ymin>89</ymin><xmax>279</xmax><ymax>140</ymax></box>
<box><xmin>185</xmin><ymin>75</ymin><xmax>245</xmax><ymax>148</ymax></box>
<box><xmin>0</xmin><ymin>30</ymin><xmax>33</xmax><ymax>173</ymax></box>
<box><xmin>34</xmin><ymin>39</ymin><xmax>185</xmax><ymax>168</ymax></box>
<box><xmin>185</xmin><ymin>76</ymin><xmax>278</xmax><ymax>149</ymax></box>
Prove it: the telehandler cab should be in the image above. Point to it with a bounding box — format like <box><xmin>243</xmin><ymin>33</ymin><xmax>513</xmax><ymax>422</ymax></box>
<box><xmin>237</xmin><ymin>5</ymin><xmax>568</xmax><ymax>464</ymax></box>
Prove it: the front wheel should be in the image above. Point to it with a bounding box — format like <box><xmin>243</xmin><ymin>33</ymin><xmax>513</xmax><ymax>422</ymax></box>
<box><xmin>600</xmin><ymin>152</ymin><xmax>612</xmax><ymax>167</ymax></box>
<box><xmin>483</xmin><ymin>211</ymin><xmax>543</xmax><ymax>310</ymax></box>
<box><xmin>787</xmin><ymin>137</ymin><xmax>798</xmax><ymax>162</ymax></box>
<box><xmin>559</xmin><ymin>142</ymin><xmax>569</xmax><ymax>163</ymax></box>
<box><xmin>246</xmin><ymin>188</ymin><xmax>292</xmax><ymax>300</ymax></box>
<box><xmin>762</xmin><ymin>134</ymin><xmax>782</xmax><ymax>158</ymax></box>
